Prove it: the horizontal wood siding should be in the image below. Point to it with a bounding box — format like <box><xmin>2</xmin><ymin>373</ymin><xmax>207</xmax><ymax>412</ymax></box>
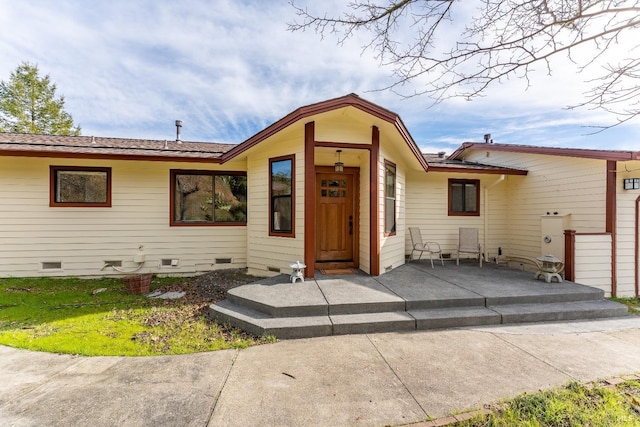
<box><xmin>379</xmin><ymin>141</ymin><xmax>406</xmax><ymax>273</ymax></box>
<box><xmin>405</xmin><ymin>171</ymin><xmax>509</xmax><ymax>260</ymax></box>
<box><xmin>615</xmin><ymin>160</ymin><xmax>640</xmax><ymax>296</ymax></box>
<box><xmin>464</xmin><ymin>150</ymin><xmax>606</xmax><ymax>261</ymax></box>
<box><xmin>246</xmin><ymin>135</ymin><xmax>305</xmax><ymax>276</ymax></box>
<box><xmin>359</xmin><ymin>154</ymin><xmax>371</xmax><ymax>274</ymax></box>
<box><xmin>574</xmin><ymin>234</ymin><xmax>612</xmax><ymax>295</ymax></box>
<box><xmin>0</xmin><ymin>157</ymin><xmax>247</xmax><ymax>277</ymax></box>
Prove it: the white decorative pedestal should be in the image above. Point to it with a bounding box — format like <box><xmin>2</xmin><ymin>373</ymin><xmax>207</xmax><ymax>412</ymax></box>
<box><xmin>289</xmin><ymin>260</ymin><xmax>306</xmax><ymax>283</ymax></box>
<box><xmin>535</xmin><ymin>254</ymin><xmax>564</xmax><ymax>283</ymax></box>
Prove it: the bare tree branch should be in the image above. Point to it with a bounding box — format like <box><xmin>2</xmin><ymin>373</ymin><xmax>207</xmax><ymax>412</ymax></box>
<box><xmin>289</xmin><ymin>0</ymin><xmax>640</xmax><ymax>130</ymax></box>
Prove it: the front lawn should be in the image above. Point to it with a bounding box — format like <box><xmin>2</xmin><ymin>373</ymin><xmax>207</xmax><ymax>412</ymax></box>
<box><xmin>454</xmin><ymin>379</ymin><xmax>640</xmax><ymax>426</ymax></box>
<box><xmin>0</xmin><ymin>271</ymin><xmax>272</xmax><ymax>356</ymax></box>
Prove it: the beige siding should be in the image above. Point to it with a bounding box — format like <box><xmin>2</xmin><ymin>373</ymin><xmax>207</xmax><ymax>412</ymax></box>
<box><xmin>463</xmin><ymin>150</ymin><xmax>606</xmax><ymax>261</ymax></box>
<box><xmin>246</xmin><ymin>134</ymin><xmax>305</xmax><ymax>277</ymax></box>
<box><xmin>615</xmin><ymin>160</ymin><xmax>640</xmax><ymax>296</ymax></box>
<box><xmin>574</xmin><ymin>234</ymin><xmax>612</xmax><ymax>295</ymax></box>
<box><xmin>405</xmin><ymin>171</ymin><xmax>509</xmax><ymax>261</ymax></box>
<box><xmin>0</xmin><ymin>157</ymin><xmax>247</xmax><ymax>278</ymax></box>
<box><xmin>379</xmin><ymin>140</ymin><xmax>407</xmax><ymax>273</ymax></box>
<box><xmin>358</xmin><ymin>153</ymin><xmax>371</xmax><ymax>274</ymax></box>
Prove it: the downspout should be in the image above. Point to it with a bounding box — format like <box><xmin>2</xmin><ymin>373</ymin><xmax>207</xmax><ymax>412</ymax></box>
<box><xmin>484</xmin><ymin>174</ymin><xmax>505</xmax><ymax>261</ymax></box>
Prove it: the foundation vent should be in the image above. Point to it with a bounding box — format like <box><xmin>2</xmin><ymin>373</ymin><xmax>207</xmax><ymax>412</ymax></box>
<box><xmin>215</xmin><ymin>258</ymin><xmax>232</xmax><ymax>264</ymax></box>
<box><xmin>42</xmin><ymin>261</ymin><xmax>62</xmax><ymax>270</ymax></box>
<box><xmin>104</xmin><ymin>260</ymin><xmax>122</xmax><ymax>267</ymax></box>
<box><xmin>267</xmin><ymin>266</ymin><xmax>281</xmax><ymax>273</ymax></box>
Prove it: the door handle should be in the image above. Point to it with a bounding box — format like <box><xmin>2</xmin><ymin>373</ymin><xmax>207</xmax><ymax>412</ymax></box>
<box><xmin>349</xmin><ymin>216</ymin><xmax>353</xmax><ymax>235</ymax></box>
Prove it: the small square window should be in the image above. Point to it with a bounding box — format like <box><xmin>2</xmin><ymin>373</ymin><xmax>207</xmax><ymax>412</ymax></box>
<box><xmin>448</xmin><ymin>179</ymin><xmax>480</xmax><ymax>216</ymax></box>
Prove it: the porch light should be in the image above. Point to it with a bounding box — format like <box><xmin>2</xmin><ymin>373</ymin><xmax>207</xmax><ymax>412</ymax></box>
<box><xmin>335</xmin><ymin>150</ymin><xmax>344</xmax><ymax>172</ymax></box>
<box><xmin>623</xmin><ymin>178</ymin><xmax>639</xmax><ymax>190</ymax></box>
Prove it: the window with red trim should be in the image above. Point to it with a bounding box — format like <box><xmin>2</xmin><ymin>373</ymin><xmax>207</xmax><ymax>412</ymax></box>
<box><xmin>384</xmin><ymin>161</ymin><xmax>396</xmax><ymax>235</ymax></box>
<box><xmin>448</xmin><ymin>179</ymin><xmax>480</xmax><ymax>216</ymax></box>
<box><xmin>171</xmin><ymin>170</ymin><xmax>247</xmax><ymax>225</ymax></box>
<box><xmin>50</xmin><ymin>166</ymin><xmax>111</xmax><ymax>207</ymax></box>
<box><xmin>269</xmin><ymin>155</ymin><xmax>294</xmax><ymax>237</ymax></box>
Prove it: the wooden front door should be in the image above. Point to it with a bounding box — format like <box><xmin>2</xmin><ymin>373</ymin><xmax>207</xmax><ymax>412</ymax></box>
<box><xmin>316</xmin><ymin>168</ymin><xmax>358</xmax><ymax>265</ymax></box>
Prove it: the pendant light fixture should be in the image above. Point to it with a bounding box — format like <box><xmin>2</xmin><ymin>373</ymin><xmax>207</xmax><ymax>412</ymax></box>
<box><xmin>335</xmin><ymin>149</ymin><xmax>344</xmax><ymax>172</ymax></box>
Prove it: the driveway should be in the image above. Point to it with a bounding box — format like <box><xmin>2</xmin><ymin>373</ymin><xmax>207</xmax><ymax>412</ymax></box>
<box><xmin>3</xmin><ymin>317</ymin><xmax>640</xmax><ymax>426</ymax></box>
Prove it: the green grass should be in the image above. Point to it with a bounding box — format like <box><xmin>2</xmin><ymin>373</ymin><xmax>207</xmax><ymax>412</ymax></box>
<box><xmin>454</xmin><ymin>380</ymin><xmax>640</xmax><ymax>426</ymax></box>
<box><xmin>0</xmin><ymin>276</ymin><xmax>272</xmax><ymax>356</ymax></box>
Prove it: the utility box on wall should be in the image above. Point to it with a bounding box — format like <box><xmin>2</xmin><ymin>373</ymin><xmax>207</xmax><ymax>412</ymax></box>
<box><xmin>541</xmin><ymin>213</ymin><xmax>571</xmax><ymax>260</ymax></box>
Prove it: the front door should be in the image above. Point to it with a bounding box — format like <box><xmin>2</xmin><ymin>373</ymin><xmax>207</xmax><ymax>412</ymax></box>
<box><xmin>316</xmin><ymin>168</ymin><xmax>358</xmax><ymax>266</ymax></box>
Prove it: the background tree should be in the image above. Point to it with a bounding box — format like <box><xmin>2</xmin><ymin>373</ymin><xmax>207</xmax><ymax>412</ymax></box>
<box><xmin>289</xmin><ymin>0</ymin><xmax>640</xmax><ymax>129</ymax></box>
<box><xmin>0</xmin><ymin>62</ymin><xmax>81</xmax><ymax>135</ymax></box>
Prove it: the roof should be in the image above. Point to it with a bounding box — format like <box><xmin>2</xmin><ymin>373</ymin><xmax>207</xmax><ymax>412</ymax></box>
<box><xmin>0</xmin><ymin>94</ymin><xmax>429</xmax><ymax>170</ymax></box>
<box><xmin>222</xmin><ymin>93</ymin><xmax>429</xmax><ymax>171</ymax></box>
<box><xmin>450</xmin><ymin>142</ymin><xmax>640</xmax><ymax>162</ymax></box>
<box><xmin>422</xmin><ymin>153</ymin><xmax>528</xmax><ymax>175</ymax></box>
<box><xmin>0</xmin><ymin>133</ymin><xmax>234</xmax><ymax>163</ymax></box>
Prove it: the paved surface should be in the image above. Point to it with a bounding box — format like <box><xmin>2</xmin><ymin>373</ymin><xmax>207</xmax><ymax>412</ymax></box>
<box><xmin>3</xmin><ymin>317</ymin><xmax>640</xmax><ymax>426</ymax></box>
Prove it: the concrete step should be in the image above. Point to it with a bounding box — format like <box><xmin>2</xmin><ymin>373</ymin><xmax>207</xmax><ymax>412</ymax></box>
<box><xmin>330</xmin><ymin>312</ymin><xmax>416</xmax><ymax>335</ymax></box>
<box><xmin>411</xmin><ymin>307</ymin><xmax>502</xmax><ymax>330</ymax></box>
<box><xmin>210</xmin><ymin>291</ymin><xmax>629</xmax><ymax>340</ymax></box>
<box><xmin>210</xmin><ymin>299</ymin><xmax>332</xmax><ymax>339</ymax></box>
<box><xmin>492</xmin><ymin>300</ymin><xmax>629</xmax><ymax>324</ymax></box>
<box><xmin>484</xmin><ymin>286</ymin><xmax>605</xmax><ymax>306</ymax></box>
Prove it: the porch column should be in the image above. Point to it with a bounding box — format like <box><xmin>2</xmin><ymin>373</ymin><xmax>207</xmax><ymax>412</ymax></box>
<box><xmin>370</xmin><ymin>126</ymin><xmax>380</xmax><ymax>276</ymax></box>
<box><xmin>304</xmin><ymin>121</ymin><xmax>315</xmax><ymax>278</ymax></box>
<box><xmin>564</xmin><ymin>229</ymin><xmax>575</xmax><ymax>281</ymax></box>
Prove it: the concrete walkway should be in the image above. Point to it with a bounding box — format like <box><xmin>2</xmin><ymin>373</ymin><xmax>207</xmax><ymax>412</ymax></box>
<box><xmin>3</xmin><ymin>317</ymin><xmax>640</xmax><ymax>426</ymax></box>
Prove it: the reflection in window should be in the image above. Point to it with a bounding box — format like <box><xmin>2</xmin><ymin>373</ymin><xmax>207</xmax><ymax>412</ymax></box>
<box><xmin>385</xmin><ymin>161</ymin><xmax>396</xmax><ymax>234</ymax></box>
<box><xmin>270</xmin><ymin>156</ymin><xmax>294</xmax><ymax>235</ymax></box>
<box><xmin>449</xmin><ymin>179</ymin><xmax>480</xmax><ymax>216</ymax></box>
<box><xmin>51</xmin><ymin>166</ymin><xmax>111</xmax><ymax>207</ymax></box>
<box><xmin>172</xmin><ymin>171</ymin><xmax>247</xmax><ymax>224</ymax></box>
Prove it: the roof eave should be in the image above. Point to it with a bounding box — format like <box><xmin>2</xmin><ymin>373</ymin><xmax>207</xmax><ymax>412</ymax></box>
<box><xmin>427</xmin><ymin>164</ymin><xmax>528</xmax><ymax>175</ymax></box>
<box><xmin>222</xmin><ymin>93</ymin><xmax>429</xmax><ymax>172</ymax></box>
<box><xmin>450</xmin><ymin>142</ymin><xmax>640</xmax><ymax>162</ymax></box>
<box><xmin>0</xmin><ymin>149</ymin><xmax>224</xmax><ymax>163</ymax></box>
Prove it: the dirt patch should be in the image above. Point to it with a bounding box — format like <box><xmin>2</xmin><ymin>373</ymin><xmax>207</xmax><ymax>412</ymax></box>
<box><xmin>152</xmin><ymin>268</ymin><xmax>264</xmax><ymax>310</ymax></box>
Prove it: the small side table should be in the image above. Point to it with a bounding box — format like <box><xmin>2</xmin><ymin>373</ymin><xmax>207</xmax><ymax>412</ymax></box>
<box><xmin>289</xmin><ymin>260</ymin><xmax>306</xmax><ymax>283</ymax></box>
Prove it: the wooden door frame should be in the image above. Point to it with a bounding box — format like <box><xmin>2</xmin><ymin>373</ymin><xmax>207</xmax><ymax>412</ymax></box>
<box><xmin>303</xmin><ymin>122</ymin><xmax>380</xmax><ymax>278</ymax></box>
<box><xmin>314</xmin><ymin>166</ymin><xmax>360</xmax><ymax>270</ymax></box>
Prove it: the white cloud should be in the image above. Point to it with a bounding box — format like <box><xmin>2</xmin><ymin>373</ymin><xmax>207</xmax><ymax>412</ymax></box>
<box><xmin>0</xmin><ymin>0</ymin><xmax>637</xmax><ymax>152</ymax></box>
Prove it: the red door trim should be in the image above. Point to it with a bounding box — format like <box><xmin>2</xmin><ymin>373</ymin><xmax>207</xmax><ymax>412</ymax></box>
<box><xmin>304</xmin><ymin>122</ymin><xmax>316</xmax><ymax>278</ymax></box>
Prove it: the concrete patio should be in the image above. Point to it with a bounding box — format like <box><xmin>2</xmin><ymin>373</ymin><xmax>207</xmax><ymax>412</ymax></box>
<box><xmin>209</xmin><ymin>261</ymin><xmax>628</xmax><ymax>339</ymax></box>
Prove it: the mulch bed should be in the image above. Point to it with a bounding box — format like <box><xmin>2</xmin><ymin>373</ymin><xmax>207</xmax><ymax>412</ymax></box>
<box><xmin>152</xmin><ymin>268</ymin><xmax>262</xmax><ymax>312</ymax></box>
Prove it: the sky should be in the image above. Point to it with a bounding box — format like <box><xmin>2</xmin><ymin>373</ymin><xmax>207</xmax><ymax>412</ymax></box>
<box><xmin>1</xmin><ymin>0</ymin><xmax>638</xmax><ymax>155</ymax></box>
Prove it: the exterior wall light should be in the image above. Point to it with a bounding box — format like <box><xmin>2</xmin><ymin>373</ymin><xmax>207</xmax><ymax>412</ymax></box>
<box><xmin>623</xmin><ymin>178</ymin><xmax>640</xmax><ymax>190</ymax></box>
<box><xmin>335</xmin><ymin>150</ymin><xmax>344</xmax><ymax>172</ymax></box>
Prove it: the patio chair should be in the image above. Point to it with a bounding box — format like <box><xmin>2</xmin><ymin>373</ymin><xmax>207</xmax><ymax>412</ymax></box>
<box><xmin>456</xmin><ymin>227</ymin><xmax>483</xmax><ymax>267</ymax></box>
<box><xmin>409</xmin><ymin>227</ymin><xmax>444</xmax><ymax>268</ymax></box>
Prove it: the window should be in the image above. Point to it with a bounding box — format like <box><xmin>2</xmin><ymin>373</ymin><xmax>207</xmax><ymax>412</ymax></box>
<box><xmin>171</xmin><ymin>170</ymin><xmax>247</xmax><ymax>225</ymax></box>
<box><xmin>50</xmin><ymin>166</ymin><xmax>111</xmax><ymax>207</ymax></box>
<box><xmin>385</xmin><ymin>161</ymin><xmax>396</xmax><ymax>235</ymax></box>
<box><xmin>269</xmin><ymin>155</ymin><xmax>294</xmax><ymax>237</ymax></box>
<box><xmin>449</xmin><ymin>179</ymin><xmax>480</xmax><ymax>216</ymax></box>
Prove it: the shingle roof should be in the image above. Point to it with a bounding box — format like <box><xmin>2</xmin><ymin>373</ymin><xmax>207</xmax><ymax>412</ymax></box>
<box><xmin>0</xmin><ymin>132</ymin><xmax>236</xmax><ymax>162</ymax></box>
<box><xmin>422</xmin><ymin>153</ymin><xmax>528</xmax><ymax>175</ymax></box>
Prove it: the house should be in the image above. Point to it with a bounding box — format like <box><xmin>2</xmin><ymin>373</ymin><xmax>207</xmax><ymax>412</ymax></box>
<box><xmin>1</xmin><ymin>94</ymin><xmax>639</xmax><ymax>297</ymax></box>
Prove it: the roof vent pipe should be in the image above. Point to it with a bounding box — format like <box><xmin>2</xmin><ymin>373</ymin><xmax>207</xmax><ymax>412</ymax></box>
<box><xmin>175</xmin><ymin>120</ymin><xmax>182</xmax><ymax>143</ymax></box>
